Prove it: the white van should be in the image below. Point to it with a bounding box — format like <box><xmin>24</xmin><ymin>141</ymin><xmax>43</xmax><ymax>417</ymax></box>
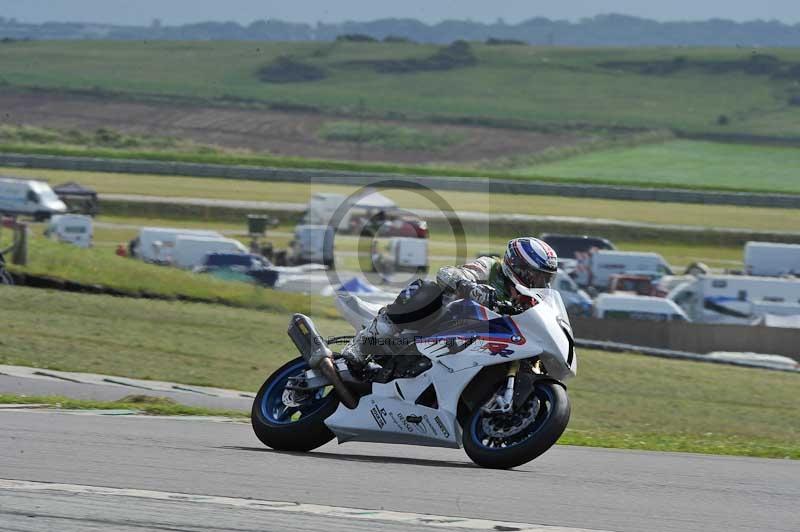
<box><xmin>0</xmin><ymin>177</ymin><xmax>67</xmax><ymax>220</ymax></box>
<box><xmin>289</xmin><ymin>225</ymin><xmax>335</xmax><ymax>267</ymax></box>
<box><xmin>574</xmin><ymin>250</ymin><xmax>673</xmax><ymax>290</ymax></box>
<box><xmin>744</xmin><ymin>242</ymin><xmax>800</xmax><ymax>277</ymax></box>
<box><xmin>173</xmin><ymin>236</ymin><xmax>248</xmax><ymax>269</ymax></box>
<box><xmin>594</xmin><ymin>293</ymin><xmax>689</xmax><ymax>322</ymax></box>
<box><xmin>44</xmin><ymin>214</ymin><xmax>93</xmax><ymax>248</ymax></box>
<box><xmin>132</xmin><ymin>227</ymin><xmax>224</xmax><ymax>263</ymax></box>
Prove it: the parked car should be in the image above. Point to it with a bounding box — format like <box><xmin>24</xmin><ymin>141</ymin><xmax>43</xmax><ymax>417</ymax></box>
<box><xmin>608</xmin><ymin>274</ymin><xmax>658</xmax><ymax>296</ymax></box>
<box><xmin>594</xmin><ymin>293</ymin><xmax>690</xmax><ymax>322</ymax></box>
<box><xmin>44</xmin><ymin>214</ymin><xmax>93</xmax><ymax>248</ymax></box>
<box><xmin>744</xmin><ymin>241</ymin><xmax>800</xmax><ymax>277</ymax></box>
<box><xmin>195</xmin><ymin>253</ymin><xmax>280</xmax><ymax>287</ymax></box>
<box><xmin>0</xmin><ymin>177</ymin><xmax>67</xmax><ymax>220</ymax></box>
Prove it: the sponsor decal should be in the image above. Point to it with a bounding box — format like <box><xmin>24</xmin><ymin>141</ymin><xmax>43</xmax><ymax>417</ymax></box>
<box><xmin>370</xmin><ymin>404</ymin><xmax>387</xmax><ymax>429</ymax></box>
<box><xmin>478</xmin><ymin>342</ymin><xmax>515</xmax><ymax>358</ymax></box>
<box><xmin>423</xmin><ymin>415</ymin><xmax>438</xmax><ymax>436</ymax></box>
<box><xmin>434</xmin><ymin>416</ymin><xmax>451</xmax><ymax>438</ymax></box>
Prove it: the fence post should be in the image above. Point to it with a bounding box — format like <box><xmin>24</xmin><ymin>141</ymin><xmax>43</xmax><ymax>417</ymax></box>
<box><xmin>11</xmin><ymin>223</ymin><xmax>28</xmax><ymax>266</ymax></box>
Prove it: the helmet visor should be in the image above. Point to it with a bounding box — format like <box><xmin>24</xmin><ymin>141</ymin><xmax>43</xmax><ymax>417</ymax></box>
<box><xmin>507</xmin><ymin>255</ymin><xmax>555</xmax><ymax>289</ymax></box>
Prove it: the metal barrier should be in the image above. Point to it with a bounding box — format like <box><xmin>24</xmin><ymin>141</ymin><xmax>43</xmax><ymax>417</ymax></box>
<box><xmin>571</xmin><ymin>316</ymin><xmax>800</xmax><ymax>362</ymax></box>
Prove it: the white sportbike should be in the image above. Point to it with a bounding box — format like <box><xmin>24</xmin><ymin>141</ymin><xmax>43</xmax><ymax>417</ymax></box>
<box><xmin>251</xmin><ymin>286</ymin><xmax>577</xmax><ymax>469</ymax></box>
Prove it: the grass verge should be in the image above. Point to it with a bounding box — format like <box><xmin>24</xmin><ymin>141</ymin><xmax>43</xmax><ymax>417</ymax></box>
<box><xmin>1</xmin><ymin>286</ymin><xmax>797</xmax><ymax>459</ymax></box>
<box><xmin>0</xmin><ymin>393</ymin><xmax>247</xmax><ymax>418</ymax></box>
<box><xmin>4</xmin><ymin>235</ymin><xmax>339</xmax><ymax>319</ymax></box>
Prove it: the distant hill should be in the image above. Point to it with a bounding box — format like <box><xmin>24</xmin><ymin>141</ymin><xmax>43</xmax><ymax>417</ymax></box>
<box><xmin>3</xmin><ymin>14</ymin><xmax>800</xmax><ymax>47</ymax></box>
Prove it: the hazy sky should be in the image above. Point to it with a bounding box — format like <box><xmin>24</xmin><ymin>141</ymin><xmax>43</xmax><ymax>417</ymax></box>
<box><xmin>3</xmin><ymin>0</ymin><xmax>800</xmax><ymax>26</ymax></box>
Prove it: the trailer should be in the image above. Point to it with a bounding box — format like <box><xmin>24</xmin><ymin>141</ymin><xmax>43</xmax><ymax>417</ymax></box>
<box><xmin>744</xmin><ymin>241</ymin><xmax>800</xmax><ymax>277</ymax></box>
<box><xmin>44</xmin><ymin>214</ymin><xmax>93</xmax><ymax>248</ymax></box>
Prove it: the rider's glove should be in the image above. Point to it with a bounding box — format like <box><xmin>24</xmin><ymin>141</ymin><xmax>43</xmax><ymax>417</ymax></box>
<box><xmin>457</xmin><ymin>281</ymin><xmax>497</xmax><ymax>308</ymax></box>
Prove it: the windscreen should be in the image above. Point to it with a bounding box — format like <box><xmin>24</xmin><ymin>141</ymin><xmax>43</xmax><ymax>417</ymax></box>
<box><xmin>517</xmin><ymin>287</ymin><xmax>572</xmax><ymax>328</ymax></box>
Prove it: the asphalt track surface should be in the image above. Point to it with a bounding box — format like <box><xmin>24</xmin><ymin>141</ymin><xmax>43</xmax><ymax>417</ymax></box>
<box><xmin>1</xmin><ymin>410</ymin><xmax>798</xmax><ymax>532</ymax></box>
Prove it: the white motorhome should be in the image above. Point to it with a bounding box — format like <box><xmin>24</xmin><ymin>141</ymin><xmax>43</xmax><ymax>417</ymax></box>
<box><xmin>302</xmin><ymin>190</ymin><xmax>397</xmax><ymax>233</ymax></box>
<box><xmin>132</xmin><ymin>227</ymin><xmax>224</xmax><ymax>263</ymax></box>
<box><xmin>173</xmin><ymin>236</ymin><xmax>248</xmax><ymax>269</ymax></box>
<box><xmin>0</xmin><ymin>177</ymin><xmax>67</xmax><ymax>220</ymax></box>
<box><xmin>744</xmin><ymin>242</ymin><xmax>800</xmax><ymax>277</ymax></box>
<box><xmin>44</xmin><ymin>214</ymin><xmax>93</xmax><ymax>248</ymax></box>
<box><xmin>574</xmin><ymin>250</ymin><xmax>673</xmax><ymax>290</ymax></box>
<box><xmin>668</xmin><ymin>274</ymin><xmax>800</xmax><ymax>324</ymax></box>
<box><xmin>594</xmin><ymin>293</ymin><xmax>690</xmax><ymax>322</ymax></box>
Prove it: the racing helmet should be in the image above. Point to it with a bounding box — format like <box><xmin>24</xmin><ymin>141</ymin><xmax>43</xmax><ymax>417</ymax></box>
<box><xmin>501</xmin><ymin>237</ymin><xmax>558</xmax><ymax>289</ymax></box>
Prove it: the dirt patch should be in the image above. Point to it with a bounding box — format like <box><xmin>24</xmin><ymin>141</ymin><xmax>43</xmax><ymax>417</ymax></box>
<box><xmin>0</xmin><ymin>91</ymin><xmax>589</xmax><ymax>165</ymax></box>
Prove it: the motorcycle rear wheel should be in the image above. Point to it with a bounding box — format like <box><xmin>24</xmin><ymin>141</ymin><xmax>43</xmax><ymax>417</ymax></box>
<box><xmin>463</xmin><ymin>380</ymin><xmax>570</xmax><ymax>469</ymax></box>
<box><xmin>251</xmin><ymin>357</ymin><xmax>339</xmax><ymax>452</ymax></box>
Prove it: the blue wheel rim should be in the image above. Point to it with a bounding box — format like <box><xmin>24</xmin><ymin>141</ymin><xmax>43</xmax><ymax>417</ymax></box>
<box><xmin>260</xmin><ymin>360</ymin><xmax>332</xmax><ymax>425</ymax></box>
<box><xmin>469</xmin><ymin>384</ymin><xmax>555</xmax><ymax>451</ymax></box>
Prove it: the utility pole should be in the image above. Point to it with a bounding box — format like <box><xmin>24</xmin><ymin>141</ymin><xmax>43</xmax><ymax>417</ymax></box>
<box><xmin>356</xmin><ymin>97</ymin><xmax>365</xmax><ymax>161</ymax></box>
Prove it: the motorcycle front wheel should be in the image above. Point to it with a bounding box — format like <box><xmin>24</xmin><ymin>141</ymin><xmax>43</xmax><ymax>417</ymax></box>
<box><xmin>251</xmin><ymin>357</ymin><xmax>339</xmax><ymax>452</ymax></box>
<box><xmin>463</xmin><ymin>380</ymin><xmax>570</xmax><ymax>469</ymax></box>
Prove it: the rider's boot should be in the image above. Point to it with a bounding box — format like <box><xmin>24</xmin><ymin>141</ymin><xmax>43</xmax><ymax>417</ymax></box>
<box><xmin>341</xmin><ymin>310</ymin><xmax>398</xmax><ymax>369</ymax></box>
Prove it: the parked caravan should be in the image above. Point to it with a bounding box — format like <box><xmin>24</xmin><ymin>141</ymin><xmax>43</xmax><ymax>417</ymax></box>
<box><xmin>131</xmin><ymin>227</ymin><xmax>224</xmax><ymax>263</ymax></box>
<box><xmin>0</xmin><ymin>177</ymin><xmax>67</xmax><ymax>219</ymax></box>
<box><xmin>44</xmin><ymin>214</ymin><xmax>93</xmax><ymax>248</ymax></box>
<box><xmin>668</xmin><ymin>274</ymin><xmax>800</xmax><ymax>324</ymax></box>
<box><xmin>594</xmin><ymin>293</ymin><xmax>689</xmax><ymax>322</ymax></box>
<box><xmin>744</xmin><ymin>242</ymin><xmax>800</xmax><ymax>277</ymax></box>
<box><xmin>574</xmin><ymin>250</ymin><xmax>673</xmax><ymax>290</ymax></box>
<box><xmin>173</xmin><ymin>236</ymin><xmax>248</xmax><ymax>269</ymax></box>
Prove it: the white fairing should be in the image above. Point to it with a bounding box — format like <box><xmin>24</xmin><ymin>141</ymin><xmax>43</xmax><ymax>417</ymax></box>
<box><xmin>325</xmin><ymin>288</ymin><xmax>576</xmax><ymax>448</ymax></box>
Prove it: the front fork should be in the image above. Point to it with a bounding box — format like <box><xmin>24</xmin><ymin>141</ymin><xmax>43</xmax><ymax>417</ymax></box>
<box><xmin>482</xmin><ymin>360</ymin><xmax>520</xmax><ymax>414</ymax></box>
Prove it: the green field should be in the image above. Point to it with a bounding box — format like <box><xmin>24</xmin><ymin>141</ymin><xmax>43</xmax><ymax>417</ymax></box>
<box><xmin>3</xmin><ymin>41</ymin><xmax>800</xmax><ymax>138</ymax></box>
<box><xmin>1</xmin><ymin>286</ymin><xmax>796</xmax><ymax>459</ymax></box>
<box><xmin>6</xmin><ymin>166</ymin><xmax>800</xmax><ymax>232</ymax></box>
<box><xmin>518</xmin><ymin>140</ymin><xmax>800</xmax><ymax>193</ymax></box>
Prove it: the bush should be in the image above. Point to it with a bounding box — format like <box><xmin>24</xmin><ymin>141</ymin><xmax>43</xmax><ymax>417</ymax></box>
<box><xmin>258</xmin><ymin>56</ymin><xmax>327</xmax><ymax>83</ymax></box>
<box><xmin>788</xmin><ymin>95</ymin><xmax>800</xmax><ymax>107</ymax></box>
<box><xmin>717</xmin><ymin>114</ymin><xmax>730</xmax><ymax>126</ymax></box>
<box><xmin>383</xmin><ymin>35</ymin><xmax>413</xmax><ymax>43</ymax></box>
<box><xmin>486</xmin><ymin>37</ymin><xmax>526</xmax><ymax>46</ymax></box>
<box><xmin>336</xmin><ymin>33</ymin><xmax>377</xmax><ymax>42</ymax></box>
<box><xmin>365</xmin><ymin>40</ymin><xmax>477</xmax><ymax>74</ymax></box>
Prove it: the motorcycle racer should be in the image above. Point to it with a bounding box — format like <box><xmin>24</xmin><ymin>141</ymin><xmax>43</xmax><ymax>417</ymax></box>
<box><xmin>342</xmin><ymin>237</ymin><xmax>558</xmax><ymax>366</ymax></box>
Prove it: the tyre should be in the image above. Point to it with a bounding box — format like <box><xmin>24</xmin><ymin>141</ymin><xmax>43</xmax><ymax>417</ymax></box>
<box><xmin>463</xmin><ymin>380</ymin><xmax>570</xmax><ymax>469</ymax></box>
<box><xmin>251</xmin><ymin>357</ymin><xmax>339</xmax><ymax>452</ymax></box>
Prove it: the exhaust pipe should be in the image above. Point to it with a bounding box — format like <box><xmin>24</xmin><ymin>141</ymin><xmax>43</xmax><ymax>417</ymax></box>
<box><xmin>288</xmin><ymin>314</ymin><xmax>358</xmax><ymax>409</ymax></box>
